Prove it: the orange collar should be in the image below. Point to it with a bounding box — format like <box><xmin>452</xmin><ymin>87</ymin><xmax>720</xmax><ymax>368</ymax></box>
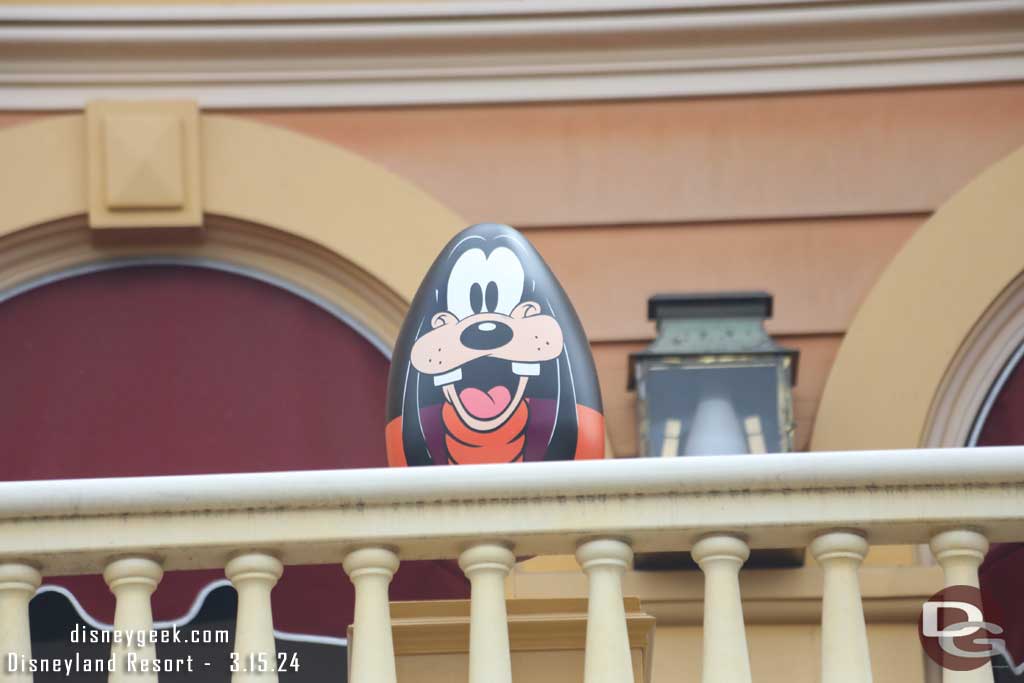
<box><xmin>442</xmin><ymin>400</ymin><xmax>528</xmax><ymax>464</ymax></box>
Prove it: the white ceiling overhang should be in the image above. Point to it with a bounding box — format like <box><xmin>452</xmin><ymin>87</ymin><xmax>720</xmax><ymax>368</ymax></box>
<box><xmin>2</xmin><ymin>0</ymin><xmax>1023</xmax><ymax>110</ymax></box>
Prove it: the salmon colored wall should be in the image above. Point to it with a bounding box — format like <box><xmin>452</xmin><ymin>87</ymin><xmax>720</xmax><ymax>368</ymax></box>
<box><xmin>241</xmin><ymin>85</ymin><xmax>1024</xmax><ymax>227</ymax></box>
<box><xmin>4</xmin><ymin>82</ymin><xmax>1024</xmax><ymax>453</ymax></box>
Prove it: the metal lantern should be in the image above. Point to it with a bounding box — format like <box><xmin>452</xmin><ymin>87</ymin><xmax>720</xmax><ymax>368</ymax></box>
<box><xmin>629</xmin><ymin>292</ymin><xmax>799</xmax><ymax>459</ymax></box>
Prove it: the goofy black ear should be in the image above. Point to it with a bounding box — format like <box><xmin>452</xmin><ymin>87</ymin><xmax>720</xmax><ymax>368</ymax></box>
<box><xmin>385</xmin><ymin>223</ymin><xmax>604</xmax><ymax>466</ymax></box>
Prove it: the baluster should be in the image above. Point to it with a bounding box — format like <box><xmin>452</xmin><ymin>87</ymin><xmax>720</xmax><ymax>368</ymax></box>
<box><xmin>929</xmin><ymin>530</ymin><xmax>994</xmax><ymax>683</ymax></box>
<box><xmin>226</xmin><ymin>552</ymin><xmax>283</xmax><ymax>682</ymax></box>
<box><xmin>343</xmin><ymin>547</ymin><xmax>399</xmax><ymax>683</ymax></box>
<box><xmin>0</xmin><ymin>562</ymin><xmax>41</xmax><ymax>683</ymax></box>
<box><xmin>576</xmin><ymin>538</ymin><xmax>634</xmax><ymax>683</ymax></box>
<box><xmin>692</xmin><ymin>534</ymin><xmax>752</xmax><ymax>683</ymax></box>
<box><xmin>811</xmin><ymin>531</ymin><xmax>873</xmax><ymax>683</ymax></box>
<box><xmin>459</xmin><ymin>542</ymin><xmax>515</xmax><ymax>683</ymax></box>
<box><xmin>104</xmin><ymin>557</ymin><xmax>163</xmax><ymax>683</ymax></box>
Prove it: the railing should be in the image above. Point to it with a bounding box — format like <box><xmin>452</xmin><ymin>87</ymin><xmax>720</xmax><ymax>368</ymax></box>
<box><xmin>1</xmin><ymin>446</ymin><xmax>1023</xmax><ymax>683</ymax></box>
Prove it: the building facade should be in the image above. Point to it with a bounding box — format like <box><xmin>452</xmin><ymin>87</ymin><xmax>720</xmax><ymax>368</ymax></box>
<box><xmin>1</xmin><ymin>1</ymin><xmax>1024</xmax><ymax>682</ymax></box>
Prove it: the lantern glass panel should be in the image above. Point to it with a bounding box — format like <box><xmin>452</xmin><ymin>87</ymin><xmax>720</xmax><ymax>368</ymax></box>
<box><xmin>636</xmin><ymin>356</ymin><xmax>792</xmax><ymax>457</ymax></box>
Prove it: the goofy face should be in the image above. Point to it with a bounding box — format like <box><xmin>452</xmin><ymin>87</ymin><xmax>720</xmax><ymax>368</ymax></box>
<box><xmin>410</xmin><ymin>244</ymin><xmax>563</xmax><ymax>432</ymax></box>
<box><xmin>385</xmin><ymin>223</ymin><xmax>604</xmax><ymax>467</ymax></box>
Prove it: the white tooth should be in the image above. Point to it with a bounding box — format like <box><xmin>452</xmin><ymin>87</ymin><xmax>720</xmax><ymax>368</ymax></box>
<box><xmin>433</xmin><ymin>368</ymin><xmax>463</xmax><ymax>386</ymax></box>
<box><xmin>512</xmin><ymin>362</ymin><xmax>540</xmax><ymax>376</ymax></box>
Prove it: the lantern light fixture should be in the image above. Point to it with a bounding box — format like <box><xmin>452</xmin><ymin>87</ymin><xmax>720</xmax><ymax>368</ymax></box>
<box><xmin>628</xmin><ymin>292</ymin><xmax>799</xmax><ymax>459</ymax></box>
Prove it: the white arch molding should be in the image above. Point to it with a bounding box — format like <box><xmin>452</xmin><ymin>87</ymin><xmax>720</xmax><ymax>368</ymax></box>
<box><xmin>0</xmin><ymin>256</ymin><xmax>394</xmax><ymax>357</ymax></box>
<box><xmin>812</xmin><ymin>143</ymin><xmax>1024</xmax><ymax>451</ymax></box>
<box><xmin>926</xmin><ymin>271</ymin><xmax>1024</xmax><ymax>448</ymax></box>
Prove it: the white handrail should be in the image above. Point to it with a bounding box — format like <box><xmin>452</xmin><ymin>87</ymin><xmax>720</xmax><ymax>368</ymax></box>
<box><xmin>0</xmin><ymin>446</ymin><xmax>1021</xmax><ymax>518</ymax></box>
<box><xmin>0</xmin><ymin>447</ymin><xmax>1021</xmax><ymax>576</ymax></box>
<box><xmin>0</xmin><ymin>446</ymin><xmax>1013</xmax><ymax>683</ymax></box>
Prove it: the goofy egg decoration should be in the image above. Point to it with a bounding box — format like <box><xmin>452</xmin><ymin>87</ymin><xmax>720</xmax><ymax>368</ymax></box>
<box><xmin>385</xmin><ymin>223</ymin><xmax>604</xmax><ymax>466</ymax></box>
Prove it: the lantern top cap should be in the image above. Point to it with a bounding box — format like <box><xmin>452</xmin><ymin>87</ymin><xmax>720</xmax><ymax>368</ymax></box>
<box><xmin>628</xmin><ymin>290</ymin><xmax>799</xmax><ymax>389</ymax></box>
<box><xmin>648</xmin><ymin>291</ymin><xmax>773</xmax><ymax>322</ymax></box>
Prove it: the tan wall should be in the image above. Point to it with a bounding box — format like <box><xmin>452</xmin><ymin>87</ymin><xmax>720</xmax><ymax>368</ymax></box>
<box><xmin>509</xmin><ymin>559</ymin><xmax>940</xmax><ymax>683</ymax></box>
<box><xmin>4</xmin><ymin>84</ymin><xmax>1024</xmax><ymax>453</ymax></box>
<box><xmin>652</xmin><ymin>623</ymin><xmax>924</xmax><ymax>683</ymax></box>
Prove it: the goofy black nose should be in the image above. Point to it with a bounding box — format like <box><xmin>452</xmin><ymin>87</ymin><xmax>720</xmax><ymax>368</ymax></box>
<box><xmin>460</xmin><ymin>320</ymin><xmax>513</xmax><ymax>350</ymax></box>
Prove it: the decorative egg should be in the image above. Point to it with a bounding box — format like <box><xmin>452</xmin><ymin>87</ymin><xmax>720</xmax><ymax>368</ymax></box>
<box><xmin>385</xmin><ymin>223</ymin><xmax>604</xmax><ymax>465</ymax></box>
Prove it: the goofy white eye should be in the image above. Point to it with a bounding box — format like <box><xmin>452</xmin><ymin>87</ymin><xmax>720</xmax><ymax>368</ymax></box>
<box><xmin>485</xmin><ymin>247</ymin><xmax>525</xmax><ymax>315</ymax></box>
<box><xmin>446</xmin><ymin>246</ymin><xmax>525</xmax><ymax>319</ymax></box>
<box><xmin>447</xmin><ymin>248</ymin><xmax>488</xmax><ymax>320</ymax></box>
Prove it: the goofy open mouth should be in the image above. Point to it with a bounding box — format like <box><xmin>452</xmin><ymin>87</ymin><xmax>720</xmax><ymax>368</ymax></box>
<box><xmin>408</xmin><ymin>245</ymin><xmax>564</xmax><ymax>463</ymax></box>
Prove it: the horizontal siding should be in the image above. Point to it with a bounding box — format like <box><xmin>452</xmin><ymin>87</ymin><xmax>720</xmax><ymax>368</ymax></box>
<box><xmin>523</xmin><ymin>215</ymin><xmax>920</xmax><ymax>341</ymax></box>
<box><xmin>243</xmin><ymin>83</ymin><xmax>1024</xmax><ymax>227</ymax></box>
<box><xmin>595</xmin><ymin>334</ymin><xmax>842</xmax><ymax>457</ymax></box>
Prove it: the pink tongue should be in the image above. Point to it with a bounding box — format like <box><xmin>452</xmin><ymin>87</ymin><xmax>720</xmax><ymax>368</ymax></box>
<box><xmin>459</xmin><ymin>386</ymin><xmax>513</xmax><ymax>419</ymax></box>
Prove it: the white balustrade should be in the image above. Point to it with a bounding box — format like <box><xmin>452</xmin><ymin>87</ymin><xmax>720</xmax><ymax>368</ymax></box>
<box><xmin>0</xmin><ymin>562</ymin><xmax>40</xmax><ymax>683</ymax></box>
<box><xmin>577</xmin><ymin>538</ymin><xmax>634</xmax><ymax>683</ymax></box>
<box><xmin>226</xmin><ymin>552</ymin><xmax>283</xmax><ymax>682</ymax></box>
<box><xmin>811</xmin><ymin>530</ymin><xmax>873</xmax><ymax>683</ymax></box>
<box><xmin>344</xmin><ymin>547</ymin><xmax>399</xmax><ymax>683</ymax></box>
<box><xmin>0</xmin><ymin>449</ymin><xmax>1020</xmax><ymax>683</ymax></box>
<box><xmin>929</xmin><ymin>530</ymin><xmax>994</xmax><ymax>683</ymax></box>
<box><xmin>103</xmin><ymin>556</ymin><xmax>164</xmax><ymax>683</ymax></box>
<box><xmin>692</xmin><ymin>534</ymin><xmax>752</xmax><ymax>683</ymax></box>
<box><xmin>459</xmin><ymin>542</ymin><xmax>515</xmax><ymax>683</ymax></box>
